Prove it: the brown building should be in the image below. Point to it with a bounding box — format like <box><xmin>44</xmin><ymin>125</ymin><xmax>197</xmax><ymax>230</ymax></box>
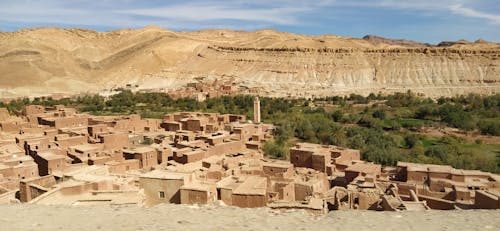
<box><xmin>35</xmin><ymin>151</ymin><xmax>67</xmax><ymax>176</ymax></box>
<box><xmin>231</xmin><ymin>176</ymin><xmax>268</xmax><ymax>208</ymax></box>
<box><xmin>139</xmin><ymin>170</ymin><xmax>193</xmax><ymax>206</ymax></box>
<box><xmin>123</xmin><ymin>147</ymin><xmax>158</xmax><ymax>169</ymax></box>
<box><xmin>290</xmin><ymin>143</ymin><xmax>360</xmax><ymax>175</ymax></box>
<box><xmin>344</xmin><ymin>162</ymin><xmax>382</xmax><ymax>184</ymax></box>
<box><xmin>99</xmin><ymin>133</ymin><xmax>129</xmax><ymax>150</ymax></box>
<box><xmin>180</xmin><ymin>182</ymin><xmax>217</xmax><ymax>205</ymax></box>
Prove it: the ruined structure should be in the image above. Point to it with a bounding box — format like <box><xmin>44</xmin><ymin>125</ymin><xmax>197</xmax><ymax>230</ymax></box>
<box><xmin>0</xmin><ymin>105</ymin><xmax>498</xmax><ymax>212</ymax></box>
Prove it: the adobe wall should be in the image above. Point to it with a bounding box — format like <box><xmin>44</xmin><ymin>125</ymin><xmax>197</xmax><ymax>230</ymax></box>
<box><xmin>0</xmin><ymin>108</ymin><xmax>10</xmax><ymax>120</ymax></box>
<box><xmin>141</xmin><ymin>151</ymin><xmax>158</xmax><ymax>169</ymax></box>
<box><xmin>232</xmin><ymin>194</ymin><xmax>267</xmax><ymax>208</ymax></box>
<box><xmin>0</xmin><ymin>163</ymin><xmax>38</xmax><ymax>179</ymax></box>
<box><xmin>0</xmin><ymin>122</ymin><xmax>20</xmax><ymax>133</ymax></box>
<box><xmin>34</xmin><ymin>157</ymin><xmax>65</xmax><ymax>176</ymax></box>
<box><xmin>275</xmin><ymin>182</ymin><xmax>295</xmax><ymax>201</ymax></box>
<box><xmin>344</xmin><ymin>171</ymin><xmax>361</xmax><ymax>184</ymax></box>
<box><xmin>53</xmin><ymin>117</ymin><xmax>89</xmax><ymax>129</ymax></box>
<box><xmin>450</xmin><ymin>174</ymin><xmax>466</xmax><ymax>182</ymax></box>
<box><xmin>311</xmin><ymin>154</ymin><xmax>328</xmax><ymax>173</ymax></box>
<box><xmin>139</xmin><ymin>177</ymin><xmax>186</xmax><ymax>206</ymax></box>
<box><xmin>161</xmin><ymin>122</ymin><xmax>181</xmax><ymax>131</ymax></box>
<box><xmin>262</xmin><ymin>165</ymin><xmax>294</xmax><ymax>179</ymax></box>
<box><xmin>106</xmin><ymin>160</ymin><xmax>140</xmax><ymax>174</ymax></box>
<box><xmin>180</xmin><ymin>188</ymin><xmax>215</xmax><ymax>205</ymax></box>
<box><xmin>219</xmin><ymin>188</ymin><xmax>233</xmax><ymax>205</ymax></box>
<box><xmin>56</xmin><ymin>136</ymin><xmax>87</xmax><ymax>148</ymax></box>
<box><xmin>454</xmin><ymin>189</ymin><xmax>471</xmax><ymax>201</ymax></box>
<box><xmin>12</xmin><ymin>164</ymin><xmax>39</xmax><ymax>179</ymax></box>
<box><xmin>88</xmin><ymin>157</ymin><xmax>111</xmax><ymax>165</ymax></box>
<box><xmin>294</xmin><ymin>183</ymin><xmax>314</xmax><ymax>201</ymax></box>
<box><xmin>429</xmin><ymin>172</ymin><xmax>451</xmax><ymax>180</ymax></box>
<box><xmin>100</xmin><ymin>133</ymin><xmax>129</xmax><ymax>150</ymax></box>
<box><xmin>186</xmin><ymin>120</ymin><xmax>203</xmax><ymax>132</ymax></box>
<box><xmin>290</xmin><ymin>150</ymin><xmax>313</xmax><ymax>169</ymax></box>
<box><xmin>157</xmin><ymin>149</ymin><xmax>173</xmax><ymax>164</ymax></box>
<box><xmin>407</xmin><ymin>171</ymin><xmax>428</xmax><ymax>182</ymax></box>
<box><xmin>418</xmin><ymin>195</ymin><xmax>456</xmax><ymax>210</ymax></box>
<box><xmin>22</xmin><ymin>105</ymin><xmax>45</xmax><ymax>116</ymax></box>
<box><xmin>174</xmin><ymin>151</ymin><xmax>204</xmax><ymax>164</ymax></box>
<box><xmin>354</xmin><ymin>191</ymin><xmax>380</xmax><ymax>210</ymax></box>
<box><xmin>205</xmin><ymin>140</ymin><xmax>245</xmax><ymax>157</ymax></box>
<box><xmin>34</xmin><ymin>156</ymin><xmax>49</xmax><ymax>176</ymax></box>
<box><xmin>397</xmin><ymin>183</ymin><xmax>417</xmax><ymax>196</ymax></box>
<box><xmin>474</xmin><ymin>190</ymin><xmax>500</xmax><ymax>209</ymax></box>
<box><xmin>88</xmin><ymin>124</ymin><xmax>107</xmax><ymax>138</ymax></box>
<box><xmin>19</xmin><ymin>175</ymin><xmax>56</xmax><ymax>202</ymax></box>
<box><xmin>59</xmin><ymin>182</ymin><xmax>97</xmax><ymax>196</ymax></box>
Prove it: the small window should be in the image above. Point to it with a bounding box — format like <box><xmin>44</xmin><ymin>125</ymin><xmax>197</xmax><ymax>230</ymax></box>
<box><xmin>159</xmin><ymin>191</ymin><xmax>165</xmax><ymax>199</ymax></box>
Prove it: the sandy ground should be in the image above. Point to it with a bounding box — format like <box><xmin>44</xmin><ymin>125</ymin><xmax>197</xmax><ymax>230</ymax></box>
<box><xmin>0</xmin><ymin>204</ymin><xmax>498</xmax><ymax>231</ymax></box>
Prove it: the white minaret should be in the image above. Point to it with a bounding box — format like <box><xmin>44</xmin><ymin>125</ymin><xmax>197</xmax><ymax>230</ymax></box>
<box><xmin>253</xmin><ymin>97</ymin><xmax>261</xmax><ymax>124</ymax></box>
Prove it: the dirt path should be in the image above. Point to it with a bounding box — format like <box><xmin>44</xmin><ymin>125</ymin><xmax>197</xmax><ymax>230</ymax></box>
<box><xmin>1</xmin><ymin>204</ymin><xmax>498</xmax><ymax>231</ymax></box>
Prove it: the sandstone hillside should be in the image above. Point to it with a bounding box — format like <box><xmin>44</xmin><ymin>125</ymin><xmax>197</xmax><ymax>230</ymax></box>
<box><xmin>0</xmin><ymin>26</ymin><xmax>499</xmax><ymax>98</ymax></box>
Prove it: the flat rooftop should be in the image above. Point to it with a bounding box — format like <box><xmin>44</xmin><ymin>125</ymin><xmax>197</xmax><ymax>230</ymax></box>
<box><xmin>140</xmin><ymin>170</ymin><xmax>191</xmax><ymax>180</ymax></box>
<box><xmin>124</xmin><ymin>146</ymin><xmax>155</xmax><ymax>154</ymax></box>
<box><xmin>345</xmin><ymin>162</ymin><xmax>381</xmax><ymax>174</ymax></box>
<box><xmin>71</xmin><ymin>144</ymin><xmax>103</xmax><ymax>152</ymax></box>
<box><xmin>233</xmin><ymin>176</ymin><xmax>267</xmax><ymax>196</ymax></box>
<box><xmin>262</xmin><ymin>160</ymin><xmax>293</xmax><ymax>169</ymax></box>
<box><xmin>38</xmin><ymin>151</ymin><xmax>66</xmax><ymax>160</ymax></box>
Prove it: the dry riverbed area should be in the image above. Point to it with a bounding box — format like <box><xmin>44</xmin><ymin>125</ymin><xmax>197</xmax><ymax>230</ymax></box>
<box><xmin>0</xmin><ymin>204</ymin><xmax>498</xmax><ymax>231</ymax></box>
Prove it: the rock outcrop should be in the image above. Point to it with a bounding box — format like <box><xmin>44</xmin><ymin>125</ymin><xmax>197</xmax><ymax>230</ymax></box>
<box><xmin>362</xmin><ymin>35</ymin><xmax>430</xmax><ymax>47</ymax></box>
<box><xmin>0</xmin><ymin>26</ymin><xmax>498</xmax><ymax>98</ymax></box>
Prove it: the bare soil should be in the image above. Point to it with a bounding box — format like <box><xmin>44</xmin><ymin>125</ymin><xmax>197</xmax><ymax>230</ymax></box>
<box><xmin>0</xmin><ymin>204</ymin><xmax>498</xmax><ymax>231</ymax></box>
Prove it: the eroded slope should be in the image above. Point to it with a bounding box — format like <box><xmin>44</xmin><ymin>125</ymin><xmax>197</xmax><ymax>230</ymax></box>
<box><xmin>0</xmin><ymin>27</ymin><xmax>498</xmax><ymax>98</ymax></box>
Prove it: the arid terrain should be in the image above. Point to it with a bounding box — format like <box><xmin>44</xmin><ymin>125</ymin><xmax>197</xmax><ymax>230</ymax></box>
<box><xmin>0</xmin><ymin>204</ymin><xmax>498</xmax><ymax>231</ymax></box>
<box><xmin>0</xmin><ymin>26</ymin><xmax>499</xmax><ymax>98</ymax></box>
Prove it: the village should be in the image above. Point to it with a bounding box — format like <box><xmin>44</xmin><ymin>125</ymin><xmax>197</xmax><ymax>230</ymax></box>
<box><xmin>0</xmin><ymin>97</ymin><xmax>498</xmax><ymax>213</ymax></box>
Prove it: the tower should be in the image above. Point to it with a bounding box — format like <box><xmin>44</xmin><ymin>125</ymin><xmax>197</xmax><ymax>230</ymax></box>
<box><xmin>253</xmin><ymin>97</ymin><xmax>261</xmax><ymax>124</ymax></box>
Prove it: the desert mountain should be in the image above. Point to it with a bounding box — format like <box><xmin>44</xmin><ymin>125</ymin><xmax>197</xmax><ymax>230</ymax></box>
<box><xmin>0</xmin><ymin>26</ymin><xmax>499</xmax><ymax>98</ymax></box>
<box><xmin>362</xmin><ymin>35</ymin><xmax>431</xmax><ymax>47</ymax></box>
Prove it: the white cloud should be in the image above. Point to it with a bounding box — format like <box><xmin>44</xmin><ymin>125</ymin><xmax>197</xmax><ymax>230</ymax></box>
<box><xmin>0</xmin><ymin>0</ymin><xmax>498</xmax><ymax>31</ymax></box>
<box><xmin>0</xmin><ymin>0</ymin><xmax>317</xmax><ymax>29</ymax></box>
<box><xmin>450</xmin><ymin>4</ymin><xmax>500</xmax><ymax>24</ymax></box>
<box><xmin>121</xmin><ymin>3</ymin><xmax>306</xmax><ymax>25</ymax></box>
<box><xmin>349</xmin><ymin>0</ymin><xmax>500</xmax><ymax>25</ymax></box>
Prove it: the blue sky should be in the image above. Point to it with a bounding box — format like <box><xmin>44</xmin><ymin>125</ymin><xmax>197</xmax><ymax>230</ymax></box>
<box><xmin>0</xmin><ymin>0</ymin><xmax>499</xmax><ymax>44</ymax></box>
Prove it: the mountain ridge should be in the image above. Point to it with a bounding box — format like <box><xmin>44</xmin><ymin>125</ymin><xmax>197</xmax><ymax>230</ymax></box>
<box><xmin>0</xmin><ymin>26</ymin><xmax>499</xmax><ymax>98</ymax></box>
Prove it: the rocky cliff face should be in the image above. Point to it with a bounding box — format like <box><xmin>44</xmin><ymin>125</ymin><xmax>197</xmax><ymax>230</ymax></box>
<box><xmin>0</xmin><ymin>27</ymin><xmax>498</xmax><ymax>98</ymax></box>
